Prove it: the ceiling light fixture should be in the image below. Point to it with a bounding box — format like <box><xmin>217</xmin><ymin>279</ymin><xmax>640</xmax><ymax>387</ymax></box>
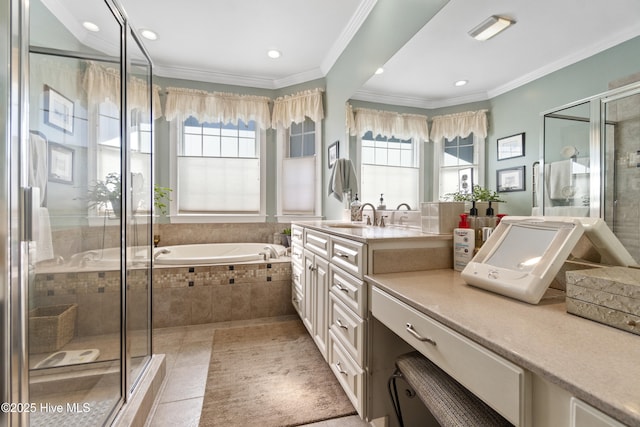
<box><xmin>375</xmin><ymin>67</ymin><xmax>384</xmax><ymax>75</ymax></box>
<box><xmin>267</xmin><ymin>49</ymin><xmax>281</xmax><ymax>59</ymax></box>
<box><xmin>468</xmin><ymin>15</ymin><xmax>515</xmax><ymax>41</ymax></box>
<box><xmin>140</xmin><ymin>29</ymin><xmax>158</xmax><ymax>41</ymax></box>
<box><xmin>454</xmin><ymin>80</ymin><xmax>468</xmax><ymax>87</ymax></box>
<box><xmin>82</xmin><ymin>21</ymin><xmax>100</xmax><ymax>32</ymax></box>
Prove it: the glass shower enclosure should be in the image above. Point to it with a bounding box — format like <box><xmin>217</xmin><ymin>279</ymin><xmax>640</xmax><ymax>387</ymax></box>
<box><xmin>541</xmin><ymin>80</ymin><xmax>640</xmax><ymax>264</ymax></box>
<box><xmin>2</xmin><ymin>0</ymin><xmax>155</xmax><ymax>425</ymax></box>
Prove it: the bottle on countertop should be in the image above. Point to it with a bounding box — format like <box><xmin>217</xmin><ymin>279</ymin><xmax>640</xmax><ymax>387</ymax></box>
<box><xmin>453</xmin><ymin>213</ymin><xmax>475</xmax><ymax>272</ymax></box>
<box><xmin>350</xmin><ymin>193</ymin><xmax>362</xmax><ymax>222</ymax></box>
<box><xmin>377</xmin><ymin>193</ymin><xmax>386</xmax><ymax>210</ymax></box>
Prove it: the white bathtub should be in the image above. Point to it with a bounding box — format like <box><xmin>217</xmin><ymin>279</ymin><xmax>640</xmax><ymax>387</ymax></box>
<box><xmin>153</xmin><ymin>243</ymin><xmax>287</xmax><ymax>265</ymax></box>
<box><xmin>63</xmin><ymin>243</ymin><xmax>287</xmax><ymax>270</ymax></box>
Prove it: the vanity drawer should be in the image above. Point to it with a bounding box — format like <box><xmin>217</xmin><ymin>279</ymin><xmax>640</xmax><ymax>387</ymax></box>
<box><xmin>329</xmin><ymin>264</ymin><xmax>366</xmax><ymax>317</ymax></box>
<box><xmin>329</xmin><ymin>293</ymin><xmax>365</xmax><ymax>365</ymax></box>
<box><xmin>292</xmin><ymin>262</ymin><xmax>303</xmax><ymax>293</ymax></box>
<box><xmin>291</xmin><ymin>286</ymin><xmax>303</xmax><ymax>317</ymax></box>
<box><xmin>291</xmin><ymin>225</ymin><xmax>304</xmax><ymax>245</ymax></box>
<box><xmin>290</xmin><ymin>242</ymin><xmax>304</xmax><ymax>268</ymax></box>
<box><xmin>328</xmin><ymin>330</ymin><xmax>364</xmax><ymax>416</ymax></box>
<box><xmin>330</xmin><ymin>235</ymin><xmax>366</xmax><ymax>278</ymax></box>
<box><xmin>304</xmin><ymin>229</ymin><xmax>330</xmax><ymax>258</ymax></box>
<box><xmin>371</xmin><ymin>287</ymin><xmax>528</xmax><ymax>426</ymax></box>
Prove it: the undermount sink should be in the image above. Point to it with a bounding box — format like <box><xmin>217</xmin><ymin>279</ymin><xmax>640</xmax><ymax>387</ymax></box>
<box><xmin>325</xmin><ymin>223</ymin><xmax>368</xmax><ymax>229</ymax></box>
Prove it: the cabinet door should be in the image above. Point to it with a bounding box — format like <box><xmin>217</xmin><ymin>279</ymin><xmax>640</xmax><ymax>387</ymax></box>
<box><xmin>302</xmin><ymin>249</ymin><xmax>314</xmax><ymax>333</ymax></box>
<box><xmin>313</xmin><ymin>256</ymin><xmax>329</xmax><ymax>359</ymax></box>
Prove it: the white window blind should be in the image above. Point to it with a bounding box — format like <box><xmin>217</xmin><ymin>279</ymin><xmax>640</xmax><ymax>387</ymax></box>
<box><xmin>177</xmin><ymin>157</ymin><xmax>260</xmax><ymax>213</ymax></box>
<box><xmin>282</xmin><ymin>156</ymin><xmax>315</xmax><ymax>214</ymax></box>
<box><xmin>361</xmin><ymin>164</ymin><xmax>418</xmax><ymax>209</ymax></box>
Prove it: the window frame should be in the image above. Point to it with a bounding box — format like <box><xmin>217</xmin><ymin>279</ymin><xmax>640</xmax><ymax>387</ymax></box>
<box><xmin>169</xmin><ymin>118</ymin><xmax>267</xmax><ymax>223</ymax></box>
<box><xmin>357</xmin><ymin>132</ymin><xmax>423</xmax><ymax>210</ymax></box>
<box><xmin>275</xmin><ymin>117</ymin><xmax>322</xmax><ymax>221</ymax></box>
<box><xmin>433</xmin><ymin>133</ymin><xmax>485</xmax><ymax>201</ymax></box>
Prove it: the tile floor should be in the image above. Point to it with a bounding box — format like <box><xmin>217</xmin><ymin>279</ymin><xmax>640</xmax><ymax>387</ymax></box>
<box><xmin>146</xmin><ymin>315</ymin><xmax>369</xmax><ymax>427</ymax></box>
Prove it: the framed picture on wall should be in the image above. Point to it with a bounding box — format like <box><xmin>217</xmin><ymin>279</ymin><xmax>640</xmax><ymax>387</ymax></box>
<box><xmin>44</xmin><ymin>85</ymin><xmax>75</xmax><ymax>134</ymax></box>
<box><xmin>328</xmin><ymin>140</ymin><xmax>339</xmax><ymax>168</ymax></box>
<box><xmin>497</xmin><ymin>132</ymin><xmax>525</xmax><ymax>160</ymax></box>
<box><xmin>48</xmin><ymin>142</ymin><xmax>74</xmax><ymax>184</ymax></box>
<box><xmin>497</xmin><ymin>166</ymin><xmax>525</xmax><ymax>192</ymax></box>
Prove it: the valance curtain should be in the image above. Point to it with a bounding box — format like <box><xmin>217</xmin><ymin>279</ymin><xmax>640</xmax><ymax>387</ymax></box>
<box><xmin>429</xmin><ymin>109</ymin><xmax>488</xmax><ymax>142</ymax></box>
<box><xmin>349</xmin><ymin>106</ymin><xmax>429</xmax><ymax>141</ymax></box>
<box><xmin>164</xmin><ymin>87</ymin><xmax>272</xmax><ymax>129</ymax></box>
<box><xmin>83</xmin><ymin>61</ymin><xmax>162</xmax><ymax>119</ymax></box>
<box><xmin>272</xmin><ymin>88</ymin><xmax>324</xmax><ymax>129</ymax></box>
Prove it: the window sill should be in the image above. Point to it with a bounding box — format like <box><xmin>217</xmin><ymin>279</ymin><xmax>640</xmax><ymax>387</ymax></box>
<box><xmin>169</xmin><ymin>214</ymin><xmax>267</xmax><ymax>224</ymax></box>
<box><xmin>275</xmin><ymin>214</ymin><xmax>323</xmax><ymax>222</ymax></box>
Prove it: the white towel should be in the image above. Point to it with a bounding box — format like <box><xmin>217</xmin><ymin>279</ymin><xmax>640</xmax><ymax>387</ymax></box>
<box><xmin>29</xmin><ymin>207</ymin><xmax>54</xmax><ymax>263</ymax></box>
<box><xmin>29</xmin><ymin>132</ymin><xmax>48</xmax><ymax>205</ymax></box>
<box><xmin>328</xmin><ymin>158</ymin><xmax>358</xmax><ymax>202</ymax></box>
<box><xmin>546</xmin><ymin>160</ymin><xmax>573</xmax><ymax>200</ymax></box>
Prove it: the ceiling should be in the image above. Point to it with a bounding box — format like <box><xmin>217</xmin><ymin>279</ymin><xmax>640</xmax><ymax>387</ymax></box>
<box><xmin>45</xmin><ymin>0</ymin><xmax>640</xmax><ymax>109</ymax></box>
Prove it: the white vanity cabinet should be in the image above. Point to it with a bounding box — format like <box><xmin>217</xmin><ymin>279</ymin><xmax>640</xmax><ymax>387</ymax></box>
<box><xmin>290</xmin><ymin>225</ymin><xmax>304</xmax><ymax>317</ymax></box>
<box><xmin>303</xmin><ymin>248</ymin><xmax>329</xmax><ymax>358</ymax></box>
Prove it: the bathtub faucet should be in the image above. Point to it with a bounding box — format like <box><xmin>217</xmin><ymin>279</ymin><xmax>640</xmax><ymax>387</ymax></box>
<box><xmin>261</xmin><ymin>245</ymin><xmax>279</xmax><ymax>260</ymax></box>
<box><xmin>153</xmin><ymin>248</ymin><xmax>171</xmax><ymax>261</ymax></box>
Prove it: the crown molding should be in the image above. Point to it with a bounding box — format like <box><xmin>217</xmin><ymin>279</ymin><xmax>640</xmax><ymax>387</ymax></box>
<box><xmin>320</xmin><ymin>0</ymin><xmax>378</xmax><ymax>75</ymax></box>
<box><xmin>488</xmin><ymin>23</ymin><xmax>640</xmax><ymax>99</ymax></box>
<box><xmin>351</xmin><ymin>88</ymin><xmax>489</xmax><ymax>110</ymax></box>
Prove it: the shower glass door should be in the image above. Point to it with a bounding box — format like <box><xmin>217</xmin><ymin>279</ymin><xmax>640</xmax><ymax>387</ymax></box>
<box><xmin>28</xmin><ymin>0</ymin><xmax>124</xmax><ymax>424</ymax></box>
<box><xmin>602</xmin><ymin>88</ymin><xmax>640</xmax><ymax>264</ymax></box>
<box><xmin>542</xmin><ymin>101</ymin><xmax>592</xmax><ymax>217</ymax></box>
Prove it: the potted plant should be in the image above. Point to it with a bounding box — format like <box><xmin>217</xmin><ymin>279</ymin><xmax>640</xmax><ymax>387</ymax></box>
<box><xmin>445</xmin><ymin>185</ymin><xmax>504</xmax><ymax>215</ymax></box>
<box><xmin>88</xmin><ymin>172</ymin><xmax>122</xmax><ymax>217</ymax></box>
<box><xmin>281</xmin><ymin>227</ymin><xmax>292</xmax><ymax>248</ymax></box>
<box><xmin>89</xmin><ymin>173</ymin><xmax>173</xmax><ymax>217</ymax></box>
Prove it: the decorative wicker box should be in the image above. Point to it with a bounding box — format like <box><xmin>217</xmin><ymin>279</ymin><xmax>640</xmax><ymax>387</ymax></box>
<box><xmin>566</xmin><ymin>267</ymin><xmax>640</xmax><ymax>336</ymax></box>
<box><xmin>29</xmin><ymin>303</ymin><xmax>78</xmax><ymax>353</ymax></box>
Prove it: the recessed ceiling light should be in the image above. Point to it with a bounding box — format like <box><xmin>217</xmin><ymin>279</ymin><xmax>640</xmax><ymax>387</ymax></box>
<box><xmin>83</xmin><ymin>21</ymin><xmax>100</xmax><ymax>32</ymax></box>
<box><xmin>454</xmin><ymin>80</ymin><xmax>468</xmax><ymax>87</ymax></box>
<box><xmin>469</xmin><ymin>15</ymin><xmax>515</xmax><ymax>41</ymax></box>
<box><xmin>140</xmin><ymin>29</ymin><xmax>158</xmax><ymax>41</ymax></box>
<box><xmin>267</xmin><ymin>49</ymin><xmax>281</xmax><ymax>59</ymax></box>
<box><xmin>375</xmin><ymin>68</ymin><xmax>384</xmax><ymax>75</ymax></box>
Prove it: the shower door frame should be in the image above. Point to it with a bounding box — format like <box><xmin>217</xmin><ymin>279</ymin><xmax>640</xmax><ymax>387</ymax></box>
<box><xmin>541</xmin><ymin>80</ymin><xmax>640</xmax><ymax>220</ymax></box>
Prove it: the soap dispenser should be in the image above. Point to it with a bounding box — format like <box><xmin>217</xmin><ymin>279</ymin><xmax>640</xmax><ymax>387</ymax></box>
<box><xmin>350</xmin><ymin>193</ymin><xmax>362</xmax><ymax>222</ymax></box>
<box><xmin>377</xmin><ymin>193</ymin><xmax>386</xmax><ymax>210</ymax></box>
<box><xmin>453</xmin><ymin>213</ymin><xmax>475</xmax><ymax>272</ymax></box>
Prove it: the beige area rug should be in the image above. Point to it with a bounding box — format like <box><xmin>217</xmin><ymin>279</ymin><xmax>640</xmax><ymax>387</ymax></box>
<box><xmin>199</xmin><ymin>319</ymin><xmax>356</xmax><ymax>426</ymax></box>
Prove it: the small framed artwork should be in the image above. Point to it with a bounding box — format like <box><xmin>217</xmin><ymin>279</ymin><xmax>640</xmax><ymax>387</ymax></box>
<box><xmin>497</xmin><ymin>166</ymin><xmax>525</xmax><ymax>192</ymax></box>
<box><xmin>44</xmin><ymin>85</ymin><xmax>75</xmax><ymax>134</ymax></box>
<box><xmin>458</xmin><ymin>167</ymin><xmax>473</xmax><ymax>195</ymax></box>
<box><xmin>48</xmin><ymin>142</ymin><xmax>74</xmax><ymax>184</ymax></box>
<box><xmin>497</xmin><ymin>132</ymin><xmax>525</xmax><ymax>160</ymax></box>
<box><xmin>328</xmin><ymin>140</ymin><xmax>339</xmax><ymax>169</ymax></box>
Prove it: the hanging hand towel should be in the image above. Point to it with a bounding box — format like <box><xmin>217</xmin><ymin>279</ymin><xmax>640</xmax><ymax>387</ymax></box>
<box><xmin>547</xmin><ymin>159</ymin><xmax>573</xmax><ymax>200</ymax></box>
<box><xmin>328</xmin><ymin>158</ymin><xmax>358</xmax><ymax>202</ymax></box>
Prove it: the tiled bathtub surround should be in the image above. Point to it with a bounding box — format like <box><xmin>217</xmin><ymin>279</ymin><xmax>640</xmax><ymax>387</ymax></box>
<box><xmin>32</xmin><ymin>259</ymin><xmax>293</xmax><ymax>334</ymax></box>
<box><xmin>153</xmin><ymin>259</ymin><xmax>294</xmax><ymax>328</ymax></box>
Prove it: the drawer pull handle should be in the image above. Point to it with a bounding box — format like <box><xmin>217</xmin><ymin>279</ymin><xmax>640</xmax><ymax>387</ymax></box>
<box><xmin>335</xmin><ymin>361</ymin><xmax>348</xmax><ymax>376</ymax></box>
<box><xmin>293</xmin><ymin>273</ymin><xmax>300</xmax><ymax>280</ymax></box>
<box><xmin>406</xmin><ymin>323</ymin><xmax>436</xmax><ymax>346</ymax></box>
<box><xmin>335</xmin><ymin>251</ymin><xmax>350</xmax><ymax>259</ymax></box>
<box><xmin>629</xmin><ymin>320</ymin><xmax>638</xmax><ymax>327</ymax></box>
<box><xmin>309</xmin><ymin>266</ymin><xmax>317</xmax><ymax>272</ymax></box>
<box><xmin>335</xmin><ymin>283</ymin><xmax>349</xmax><ymax>293</ymax></box>
<box><xmin>336</xmin><ymin>319</ymin><xmax>348</xmax><ymax>330</ymax></box>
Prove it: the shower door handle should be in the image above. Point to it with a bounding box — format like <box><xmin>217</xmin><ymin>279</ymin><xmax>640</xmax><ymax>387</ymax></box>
<box><xmin>20</xmin><ymin>186</ymin><xmax>40</xmax><ymax>242</ymax></box>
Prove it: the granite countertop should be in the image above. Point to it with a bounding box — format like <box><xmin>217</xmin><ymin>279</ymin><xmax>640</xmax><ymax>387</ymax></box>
<box><xmin>294</xmin><ymin>220</ymin><xmax>451</xmax><ymax>243</ymax></box>
<box><xmin>366</xmin><ymin>269</ymin><xmax>640</xmax><ymax>426</ymax></box>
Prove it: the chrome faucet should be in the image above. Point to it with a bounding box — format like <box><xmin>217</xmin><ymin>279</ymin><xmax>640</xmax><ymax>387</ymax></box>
<box><xmin>360</xmin><ymin>203</ymin><xmax>377</xmax><ymax>226</ymax></box>
<box><xmin>396</xmin><ymin>203</ymin><xmax>411</xmax><ymax>210</ymax></box>
<box><xmin>153</xmin><ymin>248</ymin><xmax>171</xmax><ymax>261</ymax></box>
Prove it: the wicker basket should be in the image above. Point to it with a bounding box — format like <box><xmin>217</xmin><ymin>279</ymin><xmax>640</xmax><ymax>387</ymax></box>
<box><xmin>29</xmin><ymin>304</ymin><xmax>78</xmax><ymax>354</ymax></box>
